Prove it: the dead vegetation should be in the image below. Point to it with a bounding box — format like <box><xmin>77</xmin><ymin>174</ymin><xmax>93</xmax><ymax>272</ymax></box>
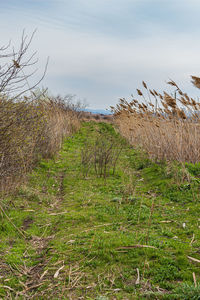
<box><xmin>0</xmin><ymin>32</ymin><xmax>81</xmax><ymax>192</ymax></box>
<box><xmin>81</xmin><ymin>123</ymin><xmax>123</xmax><ymax>178</ymax></box>
<box><xmin>81</xmin><ymin>111</ymin><xmax>113</xmax><ymax>123</ymax></box>
<box><xmin>0</xmin><ymin>29</ymin><xmax>48</xmax><ymax>99</ymax></box>
<box><xmin>0</xmin><ymin>94</ymin><xmax>80</xmax><ymax>193</ymax></box>
<box><xmin>111</xmin><ymin>76</ymin><xmax>200</xmax><ymax>163</ymax></box>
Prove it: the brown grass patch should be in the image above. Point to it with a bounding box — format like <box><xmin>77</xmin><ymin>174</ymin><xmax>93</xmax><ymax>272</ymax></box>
<box><xmin>112</xmin><ymin>76</ymin><xmax>200</xmax><ymax>163</ymax></box>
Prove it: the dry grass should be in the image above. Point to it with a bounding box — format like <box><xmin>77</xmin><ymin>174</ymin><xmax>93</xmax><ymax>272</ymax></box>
<box><xmin>81</xmin><ymin>111</ymin><xmax>113</xmax><ymax>123</ymax></box>
<box><xmin>112</xmin><ymin>76</ymin><xmax>200</xmax><ymax>163</ymax></box>
<box><xmin>0</xmin><ymin>93</ymin><xmax>80</xmax><ymax>192</ymax></box>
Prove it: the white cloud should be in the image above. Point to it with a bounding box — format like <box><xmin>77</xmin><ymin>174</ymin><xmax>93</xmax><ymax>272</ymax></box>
<box><xmin>34</xmin><ymin>27</ymin><xmax>200</xmax><ymax>107</ymax></box>
<box><xmin>1</xmin><ymin>0</ymin><xmax>200</xmax><ymax>108</ymax></box>
<box><xmin>37</xmin><ymin>27</ymin><xmax>200</xmax><ymax>79</ymax></box>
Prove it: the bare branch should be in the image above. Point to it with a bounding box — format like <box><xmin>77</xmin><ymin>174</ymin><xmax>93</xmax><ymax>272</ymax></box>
<box><xmin>0</xmin><ymin>29</ymin><xmax>48</xmax><ymax>98</ymax></box>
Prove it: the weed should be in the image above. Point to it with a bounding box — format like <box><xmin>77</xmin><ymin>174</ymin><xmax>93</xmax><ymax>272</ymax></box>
<box><xmin>81</xmin><ymin>123</ymin><xmax>124</xmax><ymax>178</ymax></box>
<box><xmin>170</xmin><ymin>283</ymin><xmax>200</xmax><ymax>300</ymax></box>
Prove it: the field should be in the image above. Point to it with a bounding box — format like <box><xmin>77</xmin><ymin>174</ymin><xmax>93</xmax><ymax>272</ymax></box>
<box><xmin>1</xmin><ymin>122</ymin><xmax>200</xmax><ymax>299</ymax></box>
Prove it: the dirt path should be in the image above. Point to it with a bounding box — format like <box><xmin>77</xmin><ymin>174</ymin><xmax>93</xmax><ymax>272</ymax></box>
<box><xmin>0</xmin><ymin>122</ymin><xmax>200</xmax><ymax>299</ymax></box>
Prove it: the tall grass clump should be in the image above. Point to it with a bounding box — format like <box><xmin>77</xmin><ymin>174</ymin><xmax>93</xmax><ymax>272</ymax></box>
<box><xmin>0</xmin><ymin>93</ymin><xmax>80</xmax><ymax>192</ymax></box>
<box><xmin>111</xmin><ymin>76</ymin><xmax>200</xmax><ymax>163</ymax></box>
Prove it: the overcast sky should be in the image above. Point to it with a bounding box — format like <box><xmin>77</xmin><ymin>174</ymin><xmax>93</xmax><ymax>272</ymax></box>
<box><xmin>1</xmin><ymin>0</ymin><xmax>200</xmax><ymax>108</ymax></box>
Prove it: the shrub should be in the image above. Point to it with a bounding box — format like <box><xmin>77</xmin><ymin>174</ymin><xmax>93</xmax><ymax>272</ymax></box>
<box><xmin>81</xmin><ymin>123</ymin><xmax>123</xmax><ymax>178</ymax></box>
<box><xmin>0</xmin><ymin>32</ymin><xmax>81</xmax><ymax>192</ymax></box>
<box><xmin>0</xmin><ymin>94</ymin><xmax>80</xmax><ymax>192</ymax></box>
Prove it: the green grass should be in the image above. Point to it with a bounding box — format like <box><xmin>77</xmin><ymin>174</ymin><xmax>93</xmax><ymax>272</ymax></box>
<box><xmin>0</xmin><ymin>121</ymin><xmax>200</xmax><ymax>299</ymax></box>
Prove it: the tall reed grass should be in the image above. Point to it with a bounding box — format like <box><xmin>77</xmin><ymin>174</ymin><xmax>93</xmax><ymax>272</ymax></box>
<box><xmin>112</xmin><ymin>76</ymin><xmax>200</xmax><ymax>163</ymax></box>
<box><xmin>0</xmin><ymin>93</ymin><xmax>80</xmax><ymax>192</ymax></box>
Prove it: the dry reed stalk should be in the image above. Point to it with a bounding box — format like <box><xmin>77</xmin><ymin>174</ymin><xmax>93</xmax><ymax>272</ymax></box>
<box><xmin>112</xmin><ymin>76</ymin><xmax>200</xmax><ymax>164</ymax></box>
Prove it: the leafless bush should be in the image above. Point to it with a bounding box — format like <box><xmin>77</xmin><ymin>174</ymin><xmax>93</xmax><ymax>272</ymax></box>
<box><xmin>53</xmin><ymin>94</ymin><xmax>88</xmax><ymax>119</ymax></box>
<box><xmin>81</xmin><ymin>129</ymin><xmax>122</xmax><ymax>178</ymax></box>
<box><xmin>0</xmin><ymin>32</ymin><xmax>81</xmax><ymax>192</ymax></box>
<box><xmin>81</xmin><ymin>112</ymin><xmax>113</xmax><ymax>123</ymax></box>
<box><xmin>0</xmin><ymin>94</ymin><xmax>80</xmax><ymax>192</ymax></box>
<box><xmin>0</xmin><ymin>29</ymin><xmax>48</xmax><ymax>99</ymax></box>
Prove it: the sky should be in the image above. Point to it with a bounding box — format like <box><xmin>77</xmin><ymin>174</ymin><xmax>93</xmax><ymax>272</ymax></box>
<box><xmin>1</xmin><ymin>0</ymin><xmax>200</xmax><ymax>109</ymax></box>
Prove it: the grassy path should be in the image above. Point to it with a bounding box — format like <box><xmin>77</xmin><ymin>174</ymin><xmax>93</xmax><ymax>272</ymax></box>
<box><xmin>0</xmin><ymin>122</ymin><xmax>200</xmax><ymax>299</ymax></box>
